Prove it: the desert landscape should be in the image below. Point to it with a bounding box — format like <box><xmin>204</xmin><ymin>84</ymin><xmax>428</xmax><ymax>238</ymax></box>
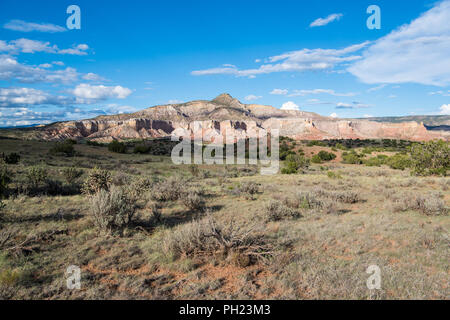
<box><xmin>0</xmin><ymin>95</ymin><xmax>448</xmax><ymax>300</ymax></box>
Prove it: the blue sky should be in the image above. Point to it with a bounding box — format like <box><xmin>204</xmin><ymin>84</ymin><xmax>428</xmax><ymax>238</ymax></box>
<box><xmin>0</xmin><ymin>0</ymin><xmax>449</xmax><ymax>127</ymax></box>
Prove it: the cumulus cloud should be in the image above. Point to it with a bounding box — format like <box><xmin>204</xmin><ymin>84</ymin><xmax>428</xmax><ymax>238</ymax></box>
<box><xmin>4</xmin><ymin>20</ymin><xmax>66</xmax><ymax>33</ymax></box>
<box><xmin>348</xmin><ymin>0</ymin><xmax>450</xmax><ymax>86</ymax></box>
<box><xmin>244</xmin><ymin>94</ymin><xmax>262</xmax><ymax>101</ymax></box>
<box><xmin>329</xmin><ymin>113</ymin><xmax>338</xmax><ymax>118</ymax></box>
<box><xmin>0</xmin><ymin>87</ymin><xmax>72</xmax><ymax>107</ymax></box>
<box><xmin>280</xmin><ymin>101</ymin><xmax>300</xmax><ymax>111</ymax></box>
<box><xmin>0</xmin><ymin>39</ymin><xmax>89</xmax><ymax>55</ymax></box>
<box><xmin>310</xmin><ymin>13</ymin><xmax>343</xmax><ymax>27</ymax></box>
<box><xmin>0</xmin><ymin>55</ymin><xmax>79</xmax><ymax>83</ymax></box>
<box><xmin>192</xmin><ymin>42</ymin><xmax>369</xmax><ymax>78</ymax></box>
<box><xmin>71</xmin><ymin>84</ymin><xmax>132</xmax><ymax>103</ymax></box>
<box><xmin>82</xmin><ymin>73</ymin><xmax>105</xmax><ymax>81</ymax></box>
<box><xmin>439</xmin><ymin>104</ymin><xmax>450</xmax><ymax>115</ymax></box>
<box><xmin>270</xmin><ymin>89</ymin><xmax>288</xmax><ymax>95</ymax></box>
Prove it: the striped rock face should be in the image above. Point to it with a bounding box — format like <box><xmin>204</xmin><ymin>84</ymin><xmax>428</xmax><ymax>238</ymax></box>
<box><xmin>28</xmin><ymin>94</ymin><xmax>449</xmax><ymax>142</ymax></box>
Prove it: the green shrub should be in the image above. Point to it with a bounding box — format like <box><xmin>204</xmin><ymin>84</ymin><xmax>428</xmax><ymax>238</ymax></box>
<box><xmin>342</xmin><ymin>151</ymin><xmax>364</xmax><ymax>164</ymax></box>
<box><xmin>0</xmin><ymin>160</ymin><xmax>12</xmax><ymax>198</ymax></box>
<box><xmin>410</xmin><ymin>141</ymin><xmax>449</xmax><ymax>176</ymax></box>
<box><xmin>282</xmin><ymin>154</ymin><xmax>310</xmax><ymax>174</ymax></box>
<box><xmin>82</xmin><ymin>167</ymin><xmax>112</xmax><ymax>195</ymax></box>
<box><xmin>311</xmin><ymin>155</ymin><xmax>322</xmax><ymax>164</ymax></box>
<box><xmin>364</xmin><ymin>155</ymin><xmax>388</xmax><ymax>167</ymax></box>
<box><xmin>108</xmin><ymin>140</ymin><xmax>127</xmax><ymax>154</ymax></box>
<box><xmin>62</xmin><ymin>167</ymin><xmax>83</xmax><ymax>185</ymax></box>
<box><xmin>387</xmin><ymin>154</ymin><xmax>412</xmax><ymax>170</ymax></box>
<box><xmin>318</xmin><ymin>151</ymin><xmax>337</xmax><ymax>162</ymax></box>
<box><xmin>89</xmin><ymin>185</ymin><xmax>136</xmax><ymax>233</ymax></box>
<box><xmin>1</xmin><ymin>153</ymin><xmax>20</xmax><ymax>165</ymax></box>
<box><xmin>133</xmin><ymin>144</ymin><xmax>150</xmax><ymax>154</ymax></box>
<box><xmin>327</xmin><ymin>171</ymin><xmax>342</xmax><ymax>179</ymax></box>
<box><xmin>49</xmin><ymin>140</ymin><xmax>76</xmax><ymax>157</ymax></box>
<box><xmin>26</xmin><ymin>166</ymin><xmax>48</xmax><ymax>189</ymax></box>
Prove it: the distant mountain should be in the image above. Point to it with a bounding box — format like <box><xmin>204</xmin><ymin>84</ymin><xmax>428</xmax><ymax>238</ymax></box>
<box><xmin>1</xmin><ymin>94</ymin><xmax>448</xmax><ymax>142</ymax></box>
<box><xmin>361</xmin><ymin>115</ymin><xmax>450</xmax><ymax>127</ymax></box>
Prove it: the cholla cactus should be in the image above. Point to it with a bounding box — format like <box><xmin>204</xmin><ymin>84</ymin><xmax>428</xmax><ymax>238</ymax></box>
<box><xmin>82</xmin><ymin>167</ymin><xmax>112</xmax><ymax>195</ymax></box>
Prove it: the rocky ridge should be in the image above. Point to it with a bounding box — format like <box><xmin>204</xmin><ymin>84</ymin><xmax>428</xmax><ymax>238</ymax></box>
<box><xmin>28</xmin><ymin>94</ymin><xmax>450</xmax><ymax>142</ymax></box>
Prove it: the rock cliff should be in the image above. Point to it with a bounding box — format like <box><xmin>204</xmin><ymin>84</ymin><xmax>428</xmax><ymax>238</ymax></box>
<box><xmin>31</xmin><ymin>94</ymin><xmax>450</xmax><ymax>142</ymax></box>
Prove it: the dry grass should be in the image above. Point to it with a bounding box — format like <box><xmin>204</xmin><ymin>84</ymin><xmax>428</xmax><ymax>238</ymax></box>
<box><xmin>0</xmin><ymin>138</ymin><xmax>448</xmax><ymax>300</ymax></box>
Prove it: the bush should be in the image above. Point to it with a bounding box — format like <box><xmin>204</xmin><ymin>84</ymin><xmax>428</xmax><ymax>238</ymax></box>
<box><xmin>342</xmin><ymin>151</ymin><xmax>364</xmax><ymax>164</ymax></box>
<box><xmin>108</xmin><ymin>140</ymin><xmax>127</xmax><ymax>154</ymax></box>
<box><xmin>327</xmin><ymin>171</ymin><xmax>342</xmax><ymax>179</ymax></box>
<box><xmin>387</xmin><ymin>154</ymin><xmax>411</xmax><ymax>171</ymax></box>
<box><xmin>282</xmin><ymin>154</ymin><xmax>310</xmax><ymax>174</ymax></box>
<box><xmin>188</xmin><ymin>164</ymin><xmax>200</xmax><ymax>177</ymax></box>
<box><xmin>82</xmin><ymin>167</ymin><xmax>112</xmax><ymax>195</ymax></box>
<box><xmin>410</xmin><ymin>141</ymin><xmax>449</xmax><ymax>176</ymax></box>
<box><xmin>0</xmin><ymin>161</ymin><xmax>12</xmax><ymax>198</ymax></box>
<box><xmin>318</xmin><ymin>151</ymin><xmax>337</xmax><ymax>162</ymax></box>
<box><xmin>163</xmin><ymin>215</ymin><xmax>273</xmax><ymax>265</ymax></box>
<box><xmin>62</xmin><ymin>167</ymin><xmax>83</xmax><ymax>185</ymax></box>
<box><xmin>311</xmin><ymin>155</ymin><xmax>322</xmax><ymax>164</ymax></box>
<box><xmin>49</xmin><ymin>140</ymin><xmax>76</xmax><ymax>157</ymax></box>
<box><xmin>180</xmin><ymin>189</ymin><xmax>206</xmax><ymax>212</ymax></box>
<box><xmin>390</xmin><ymin>192</ymin><xmax>448</xmax><ymax>216</ymax></box>
<box><xmin>1</xmin><ymin>153</ymin><xmax>20</xmax><ymax>165</ymax></box>
<box><xmin>89</xmin><ymin>185</ymin><xmax>136</xmax><ymax>233</ymax></box>
<box><xmin>150</xmin><ymin>176</ymin><xmax>186</xmax><ymax>202</ymax></box>
<box><xmin>26</xmin><ymin>166</ymin><xmax>47</xmax><ymax>189</ymax></box>
<box><xmin>364</xmin><ymin>155</ymin><xmax>388</xmax><ymax>167</ymax></box>
<box><xmin>264</xmin><ymin>200</ymin><xmax>300</xmax><ymax>222</ymax></box>
<box><xmin>237</xmin><ymin>182</ymin><xmax>260</xmax><ymax>200</ymax></box>
<box><xmin>133</xmin><ymin>144</ymin><xmax>151</xmax><ymax>154</ymax></box>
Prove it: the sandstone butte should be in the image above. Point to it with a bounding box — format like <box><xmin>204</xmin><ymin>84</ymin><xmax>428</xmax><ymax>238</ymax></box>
<box><xmin>30</xmin><ymin>94</ymin><xmax>450</xmax><ymax>142</ymax></box>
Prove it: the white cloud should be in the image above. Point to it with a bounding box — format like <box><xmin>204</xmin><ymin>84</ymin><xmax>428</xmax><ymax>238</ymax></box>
<box><xmin>0</xmin><ymin>87</ymin><xmax>72</xmax><ymax>107</ymax></box>
<box><xmin>330</xmin><ymin>113</ymin><xmax>338</xmax><ymax>118</ymax></box>
<box><xmin>270</xmin><ymin>89</ymin><xmax>288</xmax><ymax>95</ymax></box>
<box><xmin>105</xmin><ymin>104</ymin><xmax>138</xmax><ymax>115</ymax></box>
<box><xmin>71</xmin><ymin>84</ymin><xmax>132</xmax><ymax>103</ymax></box>
<box><xmin>289</xmin><ymin>89</ymin><xmax>356</xmax><ymax>97</ymax></box>
<box><xmin>280</xmin><ymin>101</ymin><xmax>300</xmax><ymax>111</ymax></box>
<box><xmin>388</xmin><ymin>94</ymin><xmax>397</xmax><ymax>98</ymax></box>
<box><xmin>168</xmin><ymin>99</ymin><xmax>183</xmax><ymax>104</ymax></box>
<box><xmin>82</xmin><ymin>73</ymin><xmax>105</xmax><ymax>81</ymax></box>
<box><xmin>367</xmin><ymin>84</ymin><xmax>386</xmax><ymax>92</ymax></box>
<box><xmin>38</xmin><ymin>63</ymin><xmax>52</xmax><ymax>68</ymax></box>
<box><xmin>348</xmin><ymin>0</ymin><xmax>450</xmax><ymax>86</ymax></box>
<box><xmin>58</xmin><ymin>44</ymin><xmax>89</xmax><ymax>56</ymax></box>
<box><xmin>192</xmin><ymin>42</ymin><xmax>369</xmax><ymax>78</ymax></box>
<box><xmin>0</xmin><ymin>39</ymin><xmax>89</xmax><ymax>55</ymax></box>
<box><xmin>336</xmin><ymin>101</ymin><xmax>370</xmax><ymax>109</ymax></box>
<box><xmin>439</xmin><ymin>104</ymin><xmax>450</xmax><ymax>115</ymax></box>
<box><xmin>310</xmin><ymin>13</ymin><xmax>343</xmax><ymax>27</ymax></box>
<box><xmin>244</xmin><ymin>95</ymin><xmax>262</xmax><ymax>101</ymax></box>
<box><xmin>0</xmin><ymin>55</ymin><xmax>79</xmax><ymax>83</ymax></box>
<box><xmin>4</xmin><ymin>20</ymin><xmax>66</xmax><ymax>33</ymax></box>
<box><xmin>52</xmin><ymin>61</ymin><xmax>64</xmax><ymax>66</ymax></box>
<box><xmin>429</xmin><ymin>90</ymin><xmax>450</xmax><ymax>96</ymax></box>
